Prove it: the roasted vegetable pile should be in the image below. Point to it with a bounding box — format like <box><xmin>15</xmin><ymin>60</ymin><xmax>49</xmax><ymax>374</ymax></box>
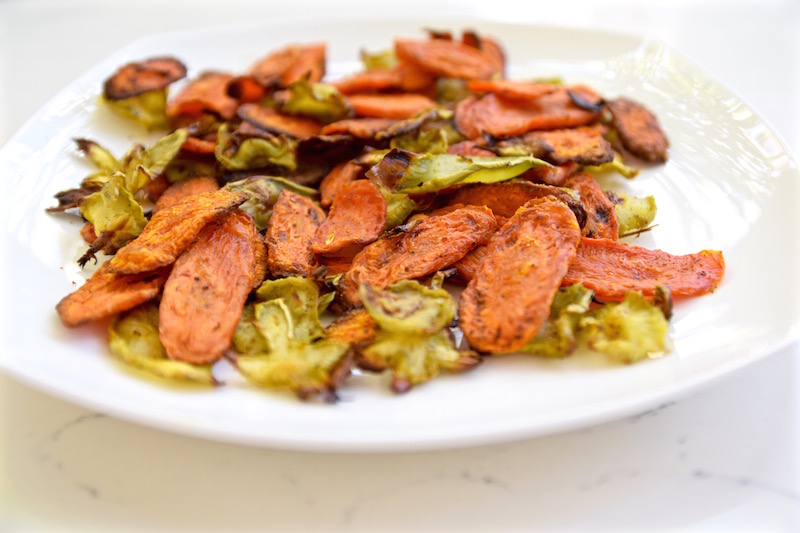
<box><xmin>49</xmin><ymin>29</ymin><xmax>726</xmax><ymax>401</ymax></box>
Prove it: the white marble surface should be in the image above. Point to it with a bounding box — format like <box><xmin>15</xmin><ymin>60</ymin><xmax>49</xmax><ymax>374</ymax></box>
<box><xmin>1</xmin><ymin>0</ymin><xmax>798</xmax><ymax>531</ymax></box>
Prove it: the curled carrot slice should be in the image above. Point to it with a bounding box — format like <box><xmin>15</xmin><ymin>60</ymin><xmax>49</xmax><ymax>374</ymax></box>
<box><xmin>455</xmin><ymin>86</ymin><xmax>602</xmax><ymax>139</ymax></box>
<box><xmin>166</xmin><ymin>71</ymin><xmax>239</xmax><ymax>124</ymax></box>
<box><xmin>347</xmin><ymin>93</ymin><xmax>437</xmax><ymax>119</ymax></box>
<box><xmin>563</xmin><ymin>238</ymin><xmax>726</xmax><ymax>301</ymax></box>
<box><xmin>395</xmin><ymin>38</ymin><xmax>501</xmax><ymax>80</ymax></box>
<box><xmin>564</xmin><ymin>173</ymin><xmax>618</xmax><ymax>239</ymax></box>
<box><xmin>103</xmin><ymin>57</ymin><xmax>187</xmax><ymax>100</ymax></box>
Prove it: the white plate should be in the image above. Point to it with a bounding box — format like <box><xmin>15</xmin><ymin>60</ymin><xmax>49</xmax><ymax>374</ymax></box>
<box><xmin>1</xmin><ymin>20</ymin><xmax>798</xmax><ymax>452</ymax></box>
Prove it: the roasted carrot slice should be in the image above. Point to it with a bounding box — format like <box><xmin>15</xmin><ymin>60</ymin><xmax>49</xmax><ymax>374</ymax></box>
<box><xmin>446</xmin><ymin>181</ymin><xmax>586</xmax><ymax>227</ymax></box>
<box><xmin>226</xmin><ymin>74</ymin><xmax>267</xmax><ymax>103</ymax></box>
<box><xmin>109</xmin><ymin>190</ymin><xmax>248</xmax><ymax>274</ymax></box>
<box><xmin>319</xmin><ymin>160</ymin><xmax>364</xmax><ymax>208</ymax></box>
<box><xmin>347</xmin><ymin>93</ymin><xmax>437</xmax><ymax>119</ymax></box>
<box><xmin>265</xmin><ymin>189</ymin><xmax>326</xmax><ymax>278</ymax></box>
<box><xmin>564</xmin><ymin>173</ymin><xmax>618</xmax><ymax>239</ymax></box>
<box><xmin>180</xmin><ymin>136</ymin><xmax>217</xmax><ymax>155</ymax></box>
<box><xmin>395</xmin><ymin>38</ymin><xmax>501</xmax><ymax>80</ymax></box>
<box><xmin>80</xmin><ymin>223</ymin><xmax>97</xmax><ymax>245</ymax></box>
<box><xmin>606</xmin><ymin>97</ymin><xmax>669</xmax><ymax>162</ymax></box>
<box><xmin>248</xmin><ymin>43</ymin><xmax>326</xmax><ymax>87</ymax></box>
<box><xmin>103</xmin><ymin>57</ymin><xmax>187</xmax><ymax>100</ymax></box>
<box><xmin>519</xmin><ymin>161</ymin><xmax>579</xmax><ymax>187</ymax></box>
<box><xmin>533</xmin><ymin>124</ymin><xmax>614</xmax><ymax>166</ymax></box>
<box><xmin>326</xmin><ymin>308</ymin><xmax>377</xmax><ymax>347</ymax></box>
<box><xmin>455</xmin><ymin>86</ymin><xmax>602</xmax><ymax>139</ymax></box>
<box><xmin>159</xmin><ymin>210</ymin><xmax>260</xmax><ymax>364</ymax></box>
<box><xmin>459</xmin><ymin>197</ymin><xmax>582</xmax><ymax>353</ymax></box>
<box><xmin>332</xmin><ymin>63</ymin><xmax>435</xmax><ymax>95</ymax></box>
<box><xmin>320</xmin><ymin>117</ymin><xmax>398</xmax><ymax>140</ymax></box>
<box><xmin>331</xmin><ymin>68</ymin><xmax>404</xmax><ymax>95</ymax></box>
<box><xmin>320</xmin><ymin>254</ymin><xmax>355</xmax><ymax>276</ymax></box>
<box><xmin>166</xmin><ymin>71</ymin><xmax>239</xmax><ymax>124</ymax></box>
<box><xmin>336</xmin><ymin>205</ymin><xmax>497</xmax><ymax>308</ymax></box>
<box><xmin>312</xmin><ymin>180</ymin><xmax>387</xmax><ymax>256</ymax></box>
<box><xmin>238</xmin><ymin>103</ymin><xmax>322</xmax><ymax>139</ymax></box>
<box><xmin>466</xmin><ymin>79</ymin><xmax>555</xmax><ymax>102</ymax></box>
<box><xmin>56</xmin><ymin>263</ymin><xmax>170</xmax><ymax>328</ymax></box>
<box><xmin>452</xmin><ymin>244</ymin><xmax>488</xmax><ymax>283</ymax></box>
<box><xmin>152</xmin><ymin>176</ymin><xmax>219</xmax><ymax>214</ymax></box>
<box><xmin>563</xmin><ymin>238</ymin><xmax>725</xmax><ymax>301</ymax></box>
<box><xmin>447</xmin><ymin>140</ymin><xmax>496</xmax><ymax>158</ymax></box>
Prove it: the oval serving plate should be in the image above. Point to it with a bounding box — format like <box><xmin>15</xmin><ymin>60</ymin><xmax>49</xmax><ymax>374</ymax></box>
<box><xmin>1</xmin><ymin>20</ymin><xmax>798</xmax><ymax>452</ymax></box>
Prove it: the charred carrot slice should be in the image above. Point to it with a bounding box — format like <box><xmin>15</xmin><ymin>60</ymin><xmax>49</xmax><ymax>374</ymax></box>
<box><xmin>519</xmin><ymin>161</ymin><xmax>579</xmax><ymax>187</ymax></box>
<box><xmin>56</xmin><ymin>263</ymin><xmax>170</xmax><ymax>328</ymax></box>
<box><xmin>455</xmin><ymin>86</ymin><xmax>603</xmax><ymax>139</ymax></box>
<box><xmin>459</xmin><ymin>197</ymin><xmax>582</xmax><ymax>353</ymax></box>
<box><xmin>312</xmin><ymin>180</ymin><xmax>387</xmax><ymax>256</ymax></box>
<box><xmin>395</xmin><ymin>38</ymin><xmax>501</xmax><ymax>80</ymax></box>
<box><xmin>447</xmin><ymin>181</ymin><xmax>586</xmax><ymax>226</ymax></box>
<box><xmin>466</xmin><ymin>79</ymin><xmax>555</xmax><ymax>102</ymax></box>
<box><xmin>226</xmin><ymin>74</ymin><xmax>267</xmax><ymax>103</ymax></box>
<box><xmin>564</xmin><ymin>173</ymin><xmax>618</xmax><ymax>239</ymax></box>
<box><xmin>109</xmin><ymin>190</ymin><xmax>248</xmax><ymax>274</ymax></box>
<box><xmin>248</xmin><ymin>43</ymin><xmax>326</xmax><ymax>88</ymax></box>
<box><xmin>347</xmin><ymin>93</ymin><xmax>437</xmax><ymax>119</ymax></box>
<box><xmin>166</xmin><ymin>71</ymin><xmax>239</xmax><ymax>123</ymax></box>
<box><xmin>238</xmin><ymin>103</ymin><xmax>322</xmax><ymax>139</ymax></box>
<box><xmin>319</xmin><ymin>160</ymin><xmax>364</xmax><ymax>208</ymax></box>
<box><xmin>606</xmin><ymin>97</ymin><xmax>669</xmax><ymax>162</ymax></box>
<box><xmin>533</xmin><ymin>124</ymin><xmax>614</xmax><ymax>166</ymax></box>
<box><xmin>159</xmin><ymin>210</ymin><xmax>260</xmax><ymax>364</ymax></box>
<box><xmin>152</xmin><ymin>176</ymin><xmax>219</xmax><ymax>214</ymax></box>
<box><xmin>103</xmin><ymin>57</ymin><xmax>187</xmax><ymax>100</ymax></box>
<box><xmin>563</xmin><ymin>238</ymin><xmax>725</xmax><ymax>301</ymax></box>
<box><xmin>265</xmin><ymin>189</ymin><xmax>326</xmax><ymax>278</ymax></box>
<box><xmin>336</xmin><ymin>205</ymin><xmax>497</xmax><ymax>308</ymax></box>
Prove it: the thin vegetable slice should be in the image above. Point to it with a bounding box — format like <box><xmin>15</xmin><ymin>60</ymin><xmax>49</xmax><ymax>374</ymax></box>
<box><xmin>459</xmin><ymin>197</ymin><xmax>582</xmax><ymax>353</ymax></box>
<box><xmin>158</xmin><ymin>209</ymin><xmax>261</xmax><ymax>364</ymax></box>
<box><xmin>336</xmin><ymin>205</ymin><xmax>497</xmax><ymax>308</ymax></box>
<box><xmin>109</xmin><ymin>303</ymin><xmax>216</xmax><ymax>384</ymax></box>
<box><xmin>265</xmin><ymin>189</ymin><xmax>326</xmax><ymax>278</ymax></box>
<box><xmin>108</xmin><ymin>189</ymin><xmax>248</xmax><ymax>274</ymax></box>
<box><xmin>312</xmin><ymin>180</ymin><xmax>387</xmax><ymax>256</ymax></box>
<box><xmin>56</xmin><ymin>263</ymin><xmax>170</xmax><ymax>328</ymax></box>
<box><xmin>366</xmin><ymin>148</ymin><xmax>549</xmax><ymax>194</ymax></box>
<box><xmin>563</xmin><ymin>238</ymin><xmax>725</xmax><ymax>301</ymax></box>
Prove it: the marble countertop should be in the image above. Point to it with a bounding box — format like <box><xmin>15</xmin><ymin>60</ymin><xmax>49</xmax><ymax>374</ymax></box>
<box><xmin>1</xmin><ymin>1</ymin><xmax>798</xmax><ymax>531</ymax></box>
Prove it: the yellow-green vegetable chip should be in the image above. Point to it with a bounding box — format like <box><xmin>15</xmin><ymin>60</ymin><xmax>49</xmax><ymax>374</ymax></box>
<box><xmin>225</xmin><ymin>176</ymin><xmax>317</xmax><ymax>230</ymax></box>
<box><xmin>360</xmin><ymin>330</ymin><xmax>480</xmax><ymax>393</ymax></box>
<box><xmin>254</xmin><ymin>277</ymin><xmax>327</xmax><ymax>342</ymax></box>
<box><xmin>101</xmin><ymin>90</ymin><xmax>170</xmax><ymax>129</ymax></box>
<box><xmin>359</xmin><ymin>280</ymin><xmax>455</xmax><ymax>335</ymax></box>
<box><xmin>579</xmin><ymin>291</ymin><xmax>669</xmax><ymax>364</ymax></box>
<box><xmin>606</xmin><ymin>190</ymin><xmax>657</xmax><ymax>236</ymax></box>
<box><xmin>522</xmin><ymin>283</ymin><xmax>594</xmax><ymax>358</ymax></box>
<box><xmin>280</xmin><ymin>78</ymin><xmax>353</xmax><ymax>123</ymax></box>
<box><xmin>367</xmin><ymin>149</ymin><xmax>550</xmax><ymax>194</ymax></box>
<box><xmin>215</xmin><ymin>123</ymin><xmax>296</xmax><ymax>171</ymax></box>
